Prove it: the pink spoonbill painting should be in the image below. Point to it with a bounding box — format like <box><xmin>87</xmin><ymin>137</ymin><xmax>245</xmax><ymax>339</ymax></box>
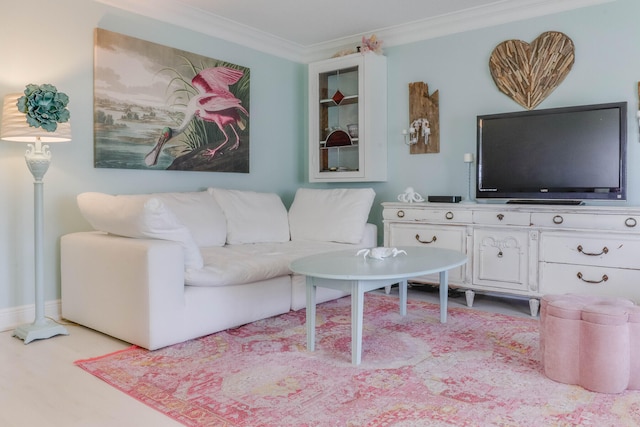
<box><xmin>93</xmin><ymin>28</ymin><xmax>250</xmax><ymax>172</ymax></box>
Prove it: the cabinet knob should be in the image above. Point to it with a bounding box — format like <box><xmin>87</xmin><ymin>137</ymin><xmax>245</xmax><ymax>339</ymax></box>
<box><xmin>497</xmin><ymin>214</ymin><xmax>504</xmax><ymax>221</ymax></box>
<box><xmin>625</xmin><ymin>217</ymin><xmax>637</xmax><ymax>228</ymax></box>
<box><xmin>577</xmin><ymin>272</ymin><xmax>608</xmax><ymax>284</ymax></box>
<box><xmin>577</xmin><ymin>245</ymin><xmax>608</xmax><ymax>256</ymax></box>
<box><xmin>552</xmin><ymin>215</ymin><xmax>564</xmax><ymax>224</ymax></box>
<box><xmin>397</xmin><ymin>210</ymin><xmax>405</xmax><ymax>218</ymax></box>
<box><xmin>445</xmin><ymin>211</ymin><xmax>454</xmax><ymax>220</ymax></box>
<box><xmin>497</xmin><ymin>250</ymin><xmax>503</xmax><ymax>258</ymax></box>
<box><xmin>415</xmin><ymin>234</ymin><xmax>437</xmax><ymax>244</ymax></box>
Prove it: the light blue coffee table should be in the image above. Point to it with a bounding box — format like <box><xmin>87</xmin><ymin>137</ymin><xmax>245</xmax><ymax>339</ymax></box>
<box><xmin>289</xmin><ymin>246</ymin><xmax>467</xmax><ymax>365</ymax></box>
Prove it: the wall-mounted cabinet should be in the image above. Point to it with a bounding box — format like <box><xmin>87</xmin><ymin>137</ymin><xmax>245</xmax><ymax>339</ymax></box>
<box><xmin>308</xmin><ymin>53</ymin><xmax>387</xmax><ymax>182</ymax></box>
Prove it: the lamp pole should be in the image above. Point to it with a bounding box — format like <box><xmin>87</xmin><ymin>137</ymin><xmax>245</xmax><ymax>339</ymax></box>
<box><xmin>12</xmin><ymin>138</ymin><xmax>68</xmax><ymax>343</ymax></box>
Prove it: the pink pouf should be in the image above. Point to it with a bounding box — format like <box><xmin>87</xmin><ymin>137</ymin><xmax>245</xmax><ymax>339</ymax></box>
<box><xmin>540</xmin><ymin>294</ymin><xmax>639</xmax><ymax>393</ymax></box>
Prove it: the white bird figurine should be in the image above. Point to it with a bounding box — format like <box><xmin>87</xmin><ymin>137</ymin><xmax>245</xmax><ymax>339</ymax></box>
<box><xmin>357</xmin><ymin>247</ymin><xmax>407</xmax><ymax>260</ymax></box>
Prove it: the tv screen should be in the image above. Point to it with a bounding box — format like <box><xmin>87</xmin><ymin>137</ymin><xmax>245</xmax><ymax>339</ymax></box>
<box><xmin>476</xmin><ymin>102</ymin><xmax>627</xmax><ymax>203</ymax></box>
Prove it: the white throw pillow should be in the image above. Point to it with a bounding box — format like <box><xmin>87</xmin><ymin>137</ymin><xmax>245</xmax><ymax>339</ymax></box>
<box><xmin>153</xmin><ymin>191</ymin><xmax>226</xmax><ymax>247</ymax></box>
<box><xmin>288</xmin><ymin>188</ymin><xmax>375</xmax><ymax>244</ymax></box>
<box><xmin>208</xmin><ymin>188</ymin><xmax>290</xmax><ymax>244</ymax></box>
<box><xmin>77</xmin><ymin>192</ymin><xmax>203</xmax><ymax>270</ymax></box>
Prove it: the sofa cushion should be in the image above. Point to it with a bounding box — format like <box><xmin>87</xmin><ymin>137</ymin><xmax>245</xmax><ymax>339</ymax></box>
<box><xmin>77</xmin><ymin>192</ymin><xmax>203</xmax><ymax>269</ymax></box>
<box><xmin>187</xmin><ymin>240</ymin><xmax>360</xmax><ymax>287</ymax></box>
<box><xmin>288</xmin><ymin>188</ymin><xmax>375</xmax><ymax>244</ymax></box>
<box><xmin>208</xmin><ymin>188</ymin><xmax>290</xmax><ymax>244</ymax></box>
<box><xmin>153</xmin><ymin>191</ymin><xmax>226</xmax><ymax>247</ymax></box>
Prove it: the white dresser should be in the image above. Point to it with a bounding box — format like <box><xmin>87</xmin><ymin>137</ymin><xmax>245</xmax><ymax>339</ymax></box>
<box><xmin>382</xmin><ymin>202</ymin><xmax>640</xmax><ymax>315</ymax></box>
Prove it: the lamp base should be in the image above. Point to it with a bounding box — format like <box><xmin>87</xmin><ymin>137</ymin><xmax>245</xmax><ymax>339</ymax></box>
<box><xmin>13</xmin><ymin>318</ymin><xmax>69</xmax><ymax>344</ymax></box>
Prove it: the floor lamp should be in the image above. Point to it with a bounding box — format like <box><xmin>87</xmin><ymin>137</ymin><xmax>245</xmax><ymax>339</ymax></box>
<box><xmin>1</xmin><ymin>92</ymin><xmax>70</xmax><ymax>344</ymax></box>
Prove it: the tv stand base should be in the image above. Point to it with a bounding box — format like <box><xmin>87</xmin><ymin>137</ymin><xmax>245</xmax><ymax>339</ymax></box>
<box><xmin>383</xmin><ymin>202</ymin><xmax>640</xmax><ymax>315</ymax></box>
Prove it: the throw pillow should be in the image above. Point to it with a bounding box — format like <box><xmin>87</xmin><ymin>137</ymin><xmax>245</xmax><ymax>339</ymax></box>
<box><xmin>288</xmin><ymin>188</ymin><xmax>375</xmax><ymax>244</ymax></box>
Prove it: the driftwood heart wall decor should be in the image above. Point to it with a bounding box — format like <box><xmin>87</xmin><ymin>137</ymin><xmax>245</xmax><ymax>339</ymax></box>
<box><xmin>489</xmin><ymin>31</ymin><xmax>575</xmax><ymax>110</ymax></box>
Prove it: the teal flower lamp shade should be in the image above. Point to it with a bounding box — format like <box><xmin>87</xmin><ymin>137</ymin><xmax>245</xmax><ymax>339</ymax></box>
<box><xmin>1</xmin><ymin>93</ymin><xmax>71</xmax><ymax>143</ymax></box>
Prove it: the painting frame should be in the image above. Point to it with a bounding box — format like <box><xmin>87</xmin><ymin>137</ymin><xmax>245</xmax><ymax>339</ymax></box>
<box><xmin>93</xmin><ymin>28</ymin><xmax>250</xmax><ymax>173</ymax></box>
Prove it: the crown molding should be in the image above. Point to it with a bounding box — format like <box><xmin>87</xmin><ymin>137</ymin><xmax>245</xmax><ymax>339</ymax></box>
<box><xmin>95</xmin><ymin>0</ymin><xmax>616</xmax><ymax>63</ymax></box>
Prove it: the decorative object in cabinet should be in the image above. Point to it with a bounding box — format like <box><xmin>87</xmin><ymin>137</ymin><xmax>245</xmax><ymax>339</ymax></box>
<box><xmin>308</xmin><ymin>52</ymin><xmax>387</xmax><ymax>182</ymax></box>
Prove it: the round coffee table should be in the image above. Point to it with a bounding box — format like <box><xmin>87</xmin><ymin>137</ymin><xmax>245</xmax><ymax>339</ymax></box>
<box><xmin>289</xmin><ymin>246</ymin><xmax>467</xmax><ymax>365</ymax></box>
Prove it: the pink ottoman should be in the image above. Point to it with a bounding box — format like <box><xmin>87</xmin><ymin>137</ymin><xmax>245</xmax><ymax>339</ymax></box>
<box><xmin>540</xmin><ymin>294</ymin><xmax>637</xmax><ymax>393</ymax></box>
<box><xmin>628</xmin><ymin>306</ymin><xmax>640</xmax><ymax>390</ymax></box>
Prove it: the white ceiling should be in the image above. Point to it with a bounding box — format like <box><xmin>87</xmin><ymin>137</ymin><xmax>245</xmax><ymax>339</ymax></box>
<box><xmin>95</xmin><ymin>0</ymin><xmax>614</xmax><ymax>62</ymax></box>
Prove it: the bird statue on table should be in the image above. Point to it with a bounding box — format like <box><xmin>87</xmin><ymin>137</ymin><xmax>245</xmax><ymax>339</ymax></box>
<box><xmin>144</xmin><ymin>66</ymin><xmax>249</xmax><ymax>166</ymax></box>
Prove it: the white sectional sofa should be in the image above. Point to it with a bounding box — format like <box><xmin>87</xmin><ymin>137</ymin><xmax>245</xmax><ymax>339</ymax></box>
<box><xmin>61</xmin><ymin>187</ymin><xmax>377</xmax><ymax>350</ymax></box>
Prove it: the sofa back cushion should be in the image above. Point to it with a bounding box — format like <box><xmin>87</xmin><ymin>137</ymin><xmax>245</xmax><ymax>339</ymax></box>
<box><xmin>288</xmin><ymin>188</ymin><xmax>375</xmax><ymax>244</ymax></box>
<box><xmin>77</xmin><ymin>192</ymin><xmax>204</xmax><ymax>269</ymax></box>
<box><xmin>153</xmin><ymin>191</ymin><xmax>226</xmax><ymax>247</ymax></box>
<box><xmin>209</xmin><ymin>188</ymin><xmax>290</xmax><ymax>244</ymax></box>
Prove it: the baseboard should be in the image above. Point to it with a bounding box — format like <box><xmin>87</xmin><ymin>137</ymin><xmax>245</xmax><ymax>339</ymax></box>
<box><xmin>0</xmin><ymin>300</ymin><xmax>63</xmax><ymax>332</ymax></box>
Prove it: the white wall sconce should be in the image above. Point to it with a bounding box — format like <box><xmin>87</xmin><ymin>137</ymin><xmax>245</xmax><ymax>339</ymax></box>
<box><xmin>402</xmin><ymin>118</ymin><xmax>430</xmax><ymax>146</ymax></box>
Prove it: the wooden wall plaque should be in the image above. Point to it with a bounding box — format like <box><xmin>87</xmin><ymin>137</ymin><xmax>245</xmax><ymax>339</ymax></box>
<box><xmin>489</xmin><ymin>31</ymin><xmax>574</xmax><ymax>110</ymax></box>
<box><xmin>408</xmin><ymin>81</ymin><xmax>439</xmax><ymax>154</ymax></box>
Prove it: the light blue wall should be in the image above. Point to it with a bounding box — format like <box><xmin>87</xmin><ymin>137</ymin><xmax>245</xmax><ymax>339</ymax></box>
<box><xmin>380</xmin><ymin>0</ymin><xmax>640</xmax><ymax>210</ymax></box>
<box><xmin>0</xmin><ymin>0</ymin><xmax>306</xmax><ymax>310</ymax></box>
<box><xmin>0</xmin><ymin>0</ymin><xmax>638</xmax><ymax>312</ymax></box>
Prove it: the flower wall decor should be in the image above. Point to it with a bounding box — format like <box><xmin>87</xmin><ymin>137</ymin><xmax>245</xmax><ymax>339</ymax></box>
<box><xmin>17</xmin><ymin>84</ymin><xmax>70</xmax><ymax>132</ymax></box>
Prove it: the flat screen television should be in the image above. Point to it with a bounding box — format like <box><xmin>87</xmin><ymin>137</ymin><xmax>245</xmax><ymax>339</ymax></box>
<box><xmin>476</xmin><ymin>102</ymin><xmax>627</xmax><ymax>204</ymax></box>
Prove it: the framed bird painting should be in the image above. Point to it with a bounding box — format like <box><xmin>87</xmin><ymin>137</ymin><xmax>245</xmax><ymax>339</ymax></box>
<box><xmin>93</xmin><ymin>28</ymin><xmax>250</xmax><ymax>172</ymax></box>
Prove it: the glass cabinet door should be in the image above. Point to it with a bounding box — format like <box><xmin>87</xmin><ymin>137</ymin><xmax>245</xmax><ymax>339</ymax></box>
<box><xmin>317</xmin><ymin>65</ymin><xmax>360</xmax><ymax>174</ymax></box>
<box><xmin>308</xmin><ymin>53</ymin><xmax>387</xmax><ymax>183</ymax></box>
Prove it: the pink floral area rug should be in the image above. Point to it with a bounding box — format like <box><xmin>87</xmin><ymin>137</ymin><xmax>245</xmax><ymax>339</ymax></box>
<box><xmin>75</xmin><ymin>294</ymin><xmax>640</xmax><ymax>426</ymax></box>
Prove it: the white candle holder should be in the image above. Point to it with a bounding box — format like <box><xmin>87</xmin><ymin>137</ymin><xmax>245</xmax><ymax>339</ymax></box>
<box><xmin>461</xmin><ymin>152</ymin><xmax>476</xmax><ymax>204</ymax></box>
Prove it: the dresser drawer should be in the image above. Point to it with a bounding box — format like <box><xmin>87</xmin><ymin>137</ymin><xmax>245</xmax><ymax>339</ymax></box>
<box><xmin>540</xmin><ymin>231</ymin><xmax>640</xmax><ymax>269</ymax></box>
<box><xmin>531</xmin><ymin>212</ymin><xmax>640</xmax><ymax>232</ymax></box>
<box><xmin>383</xmin><ymin>207</ymin><xmax>472</xmax><ymax>224</ymax></box>
<box><xmin>540</xmin><ymin>262</ymin><xmax>640</xmax><ymax>303</ymax></box>
<box><xmin>387</xmin><ymin>223</ymin><xmax>466</xmax><ymax>251</ymax></box>
<box><xmin>386</xmin><ymin>223</ymin><xmax>467</xmax><ymax>284</ymax></box>
<box><xmin>473</xmin><ymin>210</ymin><xmax>531</xmax><ymax>226</ymax></box>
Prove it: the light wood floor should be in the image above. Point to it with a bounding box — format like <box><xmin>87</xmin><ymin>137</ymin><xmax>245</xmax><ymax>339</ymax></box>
<box><xmin>0</xmin><ymin>287</ymin><xmax>534</xmax><ymax>427</ymax></box>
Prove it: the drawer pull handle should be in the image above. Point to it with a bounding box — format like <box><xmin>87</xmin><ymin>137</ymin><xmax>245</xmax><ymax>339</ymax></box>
<box><xmin>497</xmin><ymin>214</ymin><xmax>504</xmax><ymax>221</ymax></box>
<box><xmin>397</xmin><ymin>210</ymin><xmax>405</xmax><ymax>218</ymax></box>
<box><xmin>577</xmin><ymin>272</ymin><xmax>608</xmax><ymax>284</ymax></box>
<box><xmin>552</xmin><ymin>215</ymin><xmax>564</xmax><ymax>224</ymax></box>
<box><xmin>415</xmin><ymin>234</ymin><xmax>437</xmax><ymax>244</ymax></box>
<box><xmin>577</xmin><ymin>245</ymin><xmax>608</xmax><ymax>256</ymax></box>
<box><xmin>445</xmin><ymin>211</ymin><xmax>454</xmax><ymax>220</ymax></box>
<box><xmin>497</xmin><ymin>250</ymin><xmax>503</xmax><ymax>258</ymax></box>
<box><xmin>625</xmin><ymin>217</ymin><xmax>637</xmax><ymax>228</ymax></box>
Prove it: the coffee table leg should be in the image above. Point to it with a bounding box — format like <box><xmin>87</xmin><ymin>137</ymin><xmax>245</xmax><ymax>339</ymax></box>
<box><xmin>399</xmin><ymin>279</ymin><xmax>407</xmax><ymax>316</ymax></box>
<box><xmin>439</xmin><ymin>270</ymin><xmax>449</xmax><ymax>323</ymax></box>
<box><xmin>352</xmin><ymin>281</ymin><xmax>364</xmax><ymax>365</ymax></box>
<box><xmin>306</xmin><ymin>276</ymin><xmax>316</xmax><ymax>352</ymax></box>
